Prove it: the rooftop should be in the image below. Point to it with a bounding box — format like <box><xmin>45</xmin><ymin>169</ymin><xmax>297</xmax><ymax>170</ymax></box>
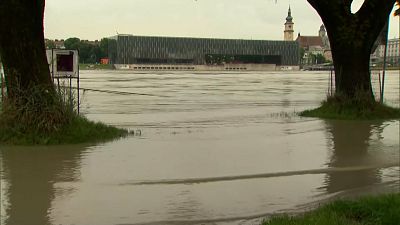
<box><xmin>296</xmin><ymin>36</ymin><xmax>323</xmax><ymax>48</ymax></box>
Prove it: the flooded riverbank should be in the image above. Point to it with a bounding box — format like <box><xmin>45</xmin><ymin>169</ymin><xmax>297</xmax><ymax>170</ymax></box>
<box><xmin>1</xmin><ymin>71</ymin><xmax>399</xmax><ymax>225</ymax></box>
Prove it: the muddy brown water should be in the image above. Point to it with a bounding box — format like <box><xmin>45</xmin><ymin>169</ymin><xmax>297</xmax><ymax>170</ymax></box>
<box><xmin>1</xmin><ymin>71</ymin><xmax>399</xmax><ymax>225</ymax></box>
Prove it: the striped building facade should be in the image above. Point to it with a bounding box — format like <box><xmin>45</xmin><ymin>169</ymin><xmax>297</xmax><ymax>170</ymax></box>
<box><xmin>109</xmin><ymin>35</ymin><xmax>299</xmax><ymax>66</ymax></box>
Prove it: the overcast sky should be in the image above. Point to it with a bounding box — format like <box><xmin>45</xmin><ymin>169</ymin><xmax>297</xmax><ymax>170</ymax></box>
<box><xmin>44</xmin><ymin>0</ymin><xmax>400</xmax><ymax>41</ymax></box>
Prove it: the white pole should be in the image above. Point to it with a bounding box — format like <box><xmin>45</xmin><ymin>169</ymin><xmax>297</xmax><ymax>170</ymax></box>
<box><xmin>0</xmin><ymin>63</ymin><xmax>3</xmax><ymax>103</ymax></box>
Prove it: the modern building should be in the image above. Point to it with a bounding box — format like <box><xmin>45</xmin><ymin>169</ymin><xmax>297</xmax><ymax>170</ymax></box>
<box><xmin>109</xmin><ymin>34</ymin><xmax>299</xmax><ymax>71</ymax></box>
<box><xmin>106</xmin><ymin>6</ymin><xmax>301</xmax><ymax>71</ymax></box>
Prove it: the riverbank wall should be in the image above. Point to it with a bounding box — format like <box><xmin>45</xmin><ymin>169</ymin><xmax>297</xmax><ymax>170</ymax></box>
<box><xmin>114</xmin><ymin>64</ymin><xmax>300</xmax><ymax>71</ymax></box>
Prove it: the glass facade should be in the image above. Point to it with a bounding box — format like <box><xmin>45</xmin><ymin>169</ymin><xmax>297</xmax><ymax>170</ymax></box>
<box><xmin>110</xmin><ymin>35</ymin><xmax>299</xmax><ymax>65</ymax></box>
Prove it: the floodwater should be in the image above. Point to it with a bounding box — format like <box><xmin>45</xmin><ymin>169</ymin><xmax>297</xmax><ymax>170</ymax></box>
<box><xmin>1</xmin><ymin>71</ymin><xmax>399</xmax><ymax>225</ymax></box>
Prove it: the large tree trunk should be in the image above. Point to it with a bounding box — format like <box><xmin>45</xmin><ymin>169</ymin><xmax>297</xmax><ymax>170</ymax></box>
<box><xmin>332</xmin><ymin>34</ymin><xmax>373</xmax><ymax>98</ymax></box>
<box><xmin>0</xmin><ymin>0</ymin><xmax>53</xmax><ymax>100</ymax></box>
<box><xmin>307</xmin><ymin>0</ymin><xmax>396</xmax><ymax>100</ymax></box>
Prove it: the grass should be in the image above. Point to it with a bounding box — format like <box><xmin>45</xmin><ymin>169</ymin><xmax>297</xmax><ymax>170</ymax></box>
<box><xmin>79</xmin><ymin>63</ymin><xmax>114</xmax><ymax>70</ymax></box>
<box><xmin>0</xmin><ymin>115</ymin><xmax>127</xmax><ymax>145</ymax></box>
<box><xmin>0</xmin><ymin>86</ymin><xmax>128</xmax><ymax>145</ymax></box>
<box><xmin>300</xmin><ymin>95</ymin><xmax>400</xmax><ymax>120</ymax></box>
<box><xmin>263</xmin><ymin>193</ymin><xmax>400</xmax><ymax>225</ymax></box>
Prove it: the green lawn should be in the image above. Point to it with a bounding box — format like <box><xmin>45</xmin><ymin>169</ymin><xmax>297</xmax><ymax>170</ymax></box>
<box><xmin>263</xmin><ymin>193</ymin><xmax>400</xmax><ymax>225</ymax></box>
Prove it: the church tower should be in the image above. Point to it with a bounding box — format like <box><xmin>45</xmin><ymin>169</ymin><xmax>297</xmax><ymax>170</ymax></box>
<box><xmin>319</xmin><ymin>24</ymin><xmax>330</xmax><ymax>49</ymax></box>
<box><xmin>284</xmin><ymin>6</ymin><xmax>294</xmax><ymax>41</ymax></box>
<box><xmin>319</xmin><ymin>24</ymin><xmax>326</xmax><ymax>38</ymax></box>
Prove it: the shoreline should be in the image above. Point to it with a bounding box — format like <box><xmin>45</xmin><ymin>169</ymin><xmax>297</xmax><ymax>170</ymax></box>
<box><xmin>79</xmin><ymin>63</ymin><xmax>400</xmax><ymax>72</ymax></box>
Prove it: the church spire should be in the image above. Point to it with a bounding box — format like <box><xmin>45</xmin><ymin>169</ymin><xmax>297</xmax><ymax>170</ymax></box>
<box><xmin>284</xmin><ymin>5</ymin><xmax>294</xmax><ymax>41</ymax></box>
<box><xmin>286</xmin><ymin>6</ymin><xmax>293</xmax><ymax>22</ymax></box>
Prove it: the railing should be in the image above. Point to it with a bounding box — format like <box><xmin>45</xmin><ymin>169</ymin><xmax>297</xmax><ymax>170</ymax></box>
<box><xmin>328</xmin><ymin>68</ymin><xmax>393</xmax><ymax>102</ymax></box>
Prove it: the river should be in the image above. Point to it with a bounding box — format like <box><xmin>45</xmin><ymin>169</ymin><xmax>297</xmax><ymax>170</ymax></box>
<box><xmin>0</xmin><ymin>70</ymin><xmax>399</xmax><ymax>225</ymax></box>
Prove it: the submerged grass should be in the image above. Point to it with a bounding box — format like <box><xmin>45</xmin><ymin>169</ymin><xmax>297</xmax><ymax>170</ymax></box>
<box><xmin>263</xmin><ymin>193</ymin><xmax>400</xmax><ymax>225</ymax></box>
<box><xmin>0</xmin><ymin>86</ymin><xmax>128</xmax><ymax>145</ymax></box>
<box><xmin>300</xmin><ymin>95</ymin><xmax>400</xmax><ymax>120</ymax></box>
<box><xmin>0</xmin><ymin>115</ymin><xmax>127</xmax><ymax>145</ymax></box>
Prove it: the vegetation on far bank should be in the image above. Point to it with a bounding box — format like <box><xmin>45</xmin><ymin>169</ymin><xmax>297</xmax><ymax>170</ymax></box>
<box><xmin>79</xmin><ymin>63</ymin><xmax>114</xmax><ymax>70</ymax></box>
<box><xmin>0</xmin><ymin>87</ymin><xmax>127</xmax><ymax>145</ymax></box>
<box><xmin>263</xmin><ymin>193</ymin><xmax>400</xmax><ymax>225</ymax></box>
<box><xmin>46</xmin><ymin>37</ymin><xmax>110</xmax><ymax>64</ymax></box>
<box><xmin>300</xmin><ymin>94</ymin><xmax>400</xmax><ymax>120</ymax></box>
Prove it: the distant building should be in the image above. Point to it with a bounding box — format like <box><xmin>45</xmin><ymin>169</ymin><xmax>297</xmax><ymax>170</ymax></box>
<box><xmin>371</xmin><ymin>38</ymin><xmax>400</xmax><ymax>66</ymax></box>
<box><xmin>54</xmin><ymin>39</ymin><xmax>65</xmax><ymax>49</ymax></box>
<box><xmin>107</xmin><ymin>7</ymin><xmax>301</xmax><ymax>71</ymax></box>
<box><xmin>296</xmin><ymin>35</ymin><xmax>323</xmax><ymax>49</ymax></box>
<box><xmin>296</xmin><ymin>24</ymin><xmax>332</xmax><ymax>65</ymax></box>
<box><xmin>284</xmin><ymin>6</ymin><xmax>294</xmax><ymax>41</ymax></box>
<box><xmin>109</xmin><ymin>34</ymin><xmax>300</xmax><ymax>71</ymax></box>
<box><xmin>318</xmin><ymin>25</ymin><xmax>330</xmax><ymax>49</ymax></box>
<box><xmin>100</xmin><ymin>58</ymin><xmax>110</xmax><ymax>65</ymax></box>
<box><xmin>82</xmin><ymin>40</ymin><xmax>100</xmax><ymax>46</ymax></box>
<box><xmin>45</xmin><ymin>39</ymin><xmax>66</xmax><ymax>49</ymax></box>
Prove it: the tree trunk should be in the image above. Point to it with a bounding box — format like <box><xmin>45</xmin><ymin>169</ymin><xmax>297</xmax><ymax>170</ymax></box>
<box><xmin>331</xmin><ymin>33</ymin><xmax>373</xmax><ymax>98</ymax></box>
<box><xmin>0</xmin><ymin>0</ymin><xmax>53</xmax><ymax>100</ymax></box>
<box><xmin>307</xmin><ymin>0</ymin><xmax>396</xmax><ymax>100</ymax></box>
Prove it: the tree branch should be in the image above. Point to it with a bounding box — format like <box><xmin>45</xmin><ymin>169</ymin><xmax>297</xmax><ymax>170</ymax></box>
<box><xmin>306</xmin><ymin>0</ymin><xmax>353</xmax><ymax>34</ymax></box>
<box><xmin>355</xmin><ymin>0</ymin><xmax>395</xmax><ymax>46</ymax></box>
<box><xmin>357</xmin><ymin>0</ymin><xmax>396</xmax><ymax>17</ymax></box>
<box><xmin>307</xmin><ymin>0</ymin><xmax>333</xmax><ymax>19</ymax></box>
<box><xmin>342</xmin><ymin>0</ymin><xmax>354</xmax><ymax>16</ymax></box>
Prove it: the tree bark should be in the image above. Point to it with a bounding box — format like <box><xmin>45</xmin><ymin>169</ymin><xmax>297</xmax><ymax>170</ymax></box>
<box><xmin>0</xmin><ymin>0</ymin><xmax>53</xmax><ymax>99</ymax></box>
<box><xmin>307</xmin><ymin>0</ymin><xmax>396</xmax><ymax>100</ymax></box>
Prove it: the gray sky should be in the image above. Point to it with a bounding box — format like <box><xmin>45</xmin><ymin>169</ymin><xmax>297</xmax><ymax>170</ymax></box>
<box><xmin>44</xmin><ymin>0</ymin><xmax>400</xmax><ymax>41</ymax></box>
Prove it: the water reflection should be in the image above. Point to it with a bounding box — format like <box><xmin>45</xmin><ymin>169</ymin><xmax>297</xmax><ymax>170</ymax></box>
<box><xmin>323</xmin><ymin>120</ymin><xmax>383</xmax><ymax>194</ymax></box>
<box><xmin>0</xmin><ymin>145</ymin><xmax>87</xmax><ymax>225</ymax></box>
<box><xmin>281</xmin><ymin>78</ymin><xmax>292</xmax><ymax>108</ymax></box>
<box><xmin>166</xmin><ymin>189</ymin><xmax>205</xmax><ymax>220</ymax></box>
